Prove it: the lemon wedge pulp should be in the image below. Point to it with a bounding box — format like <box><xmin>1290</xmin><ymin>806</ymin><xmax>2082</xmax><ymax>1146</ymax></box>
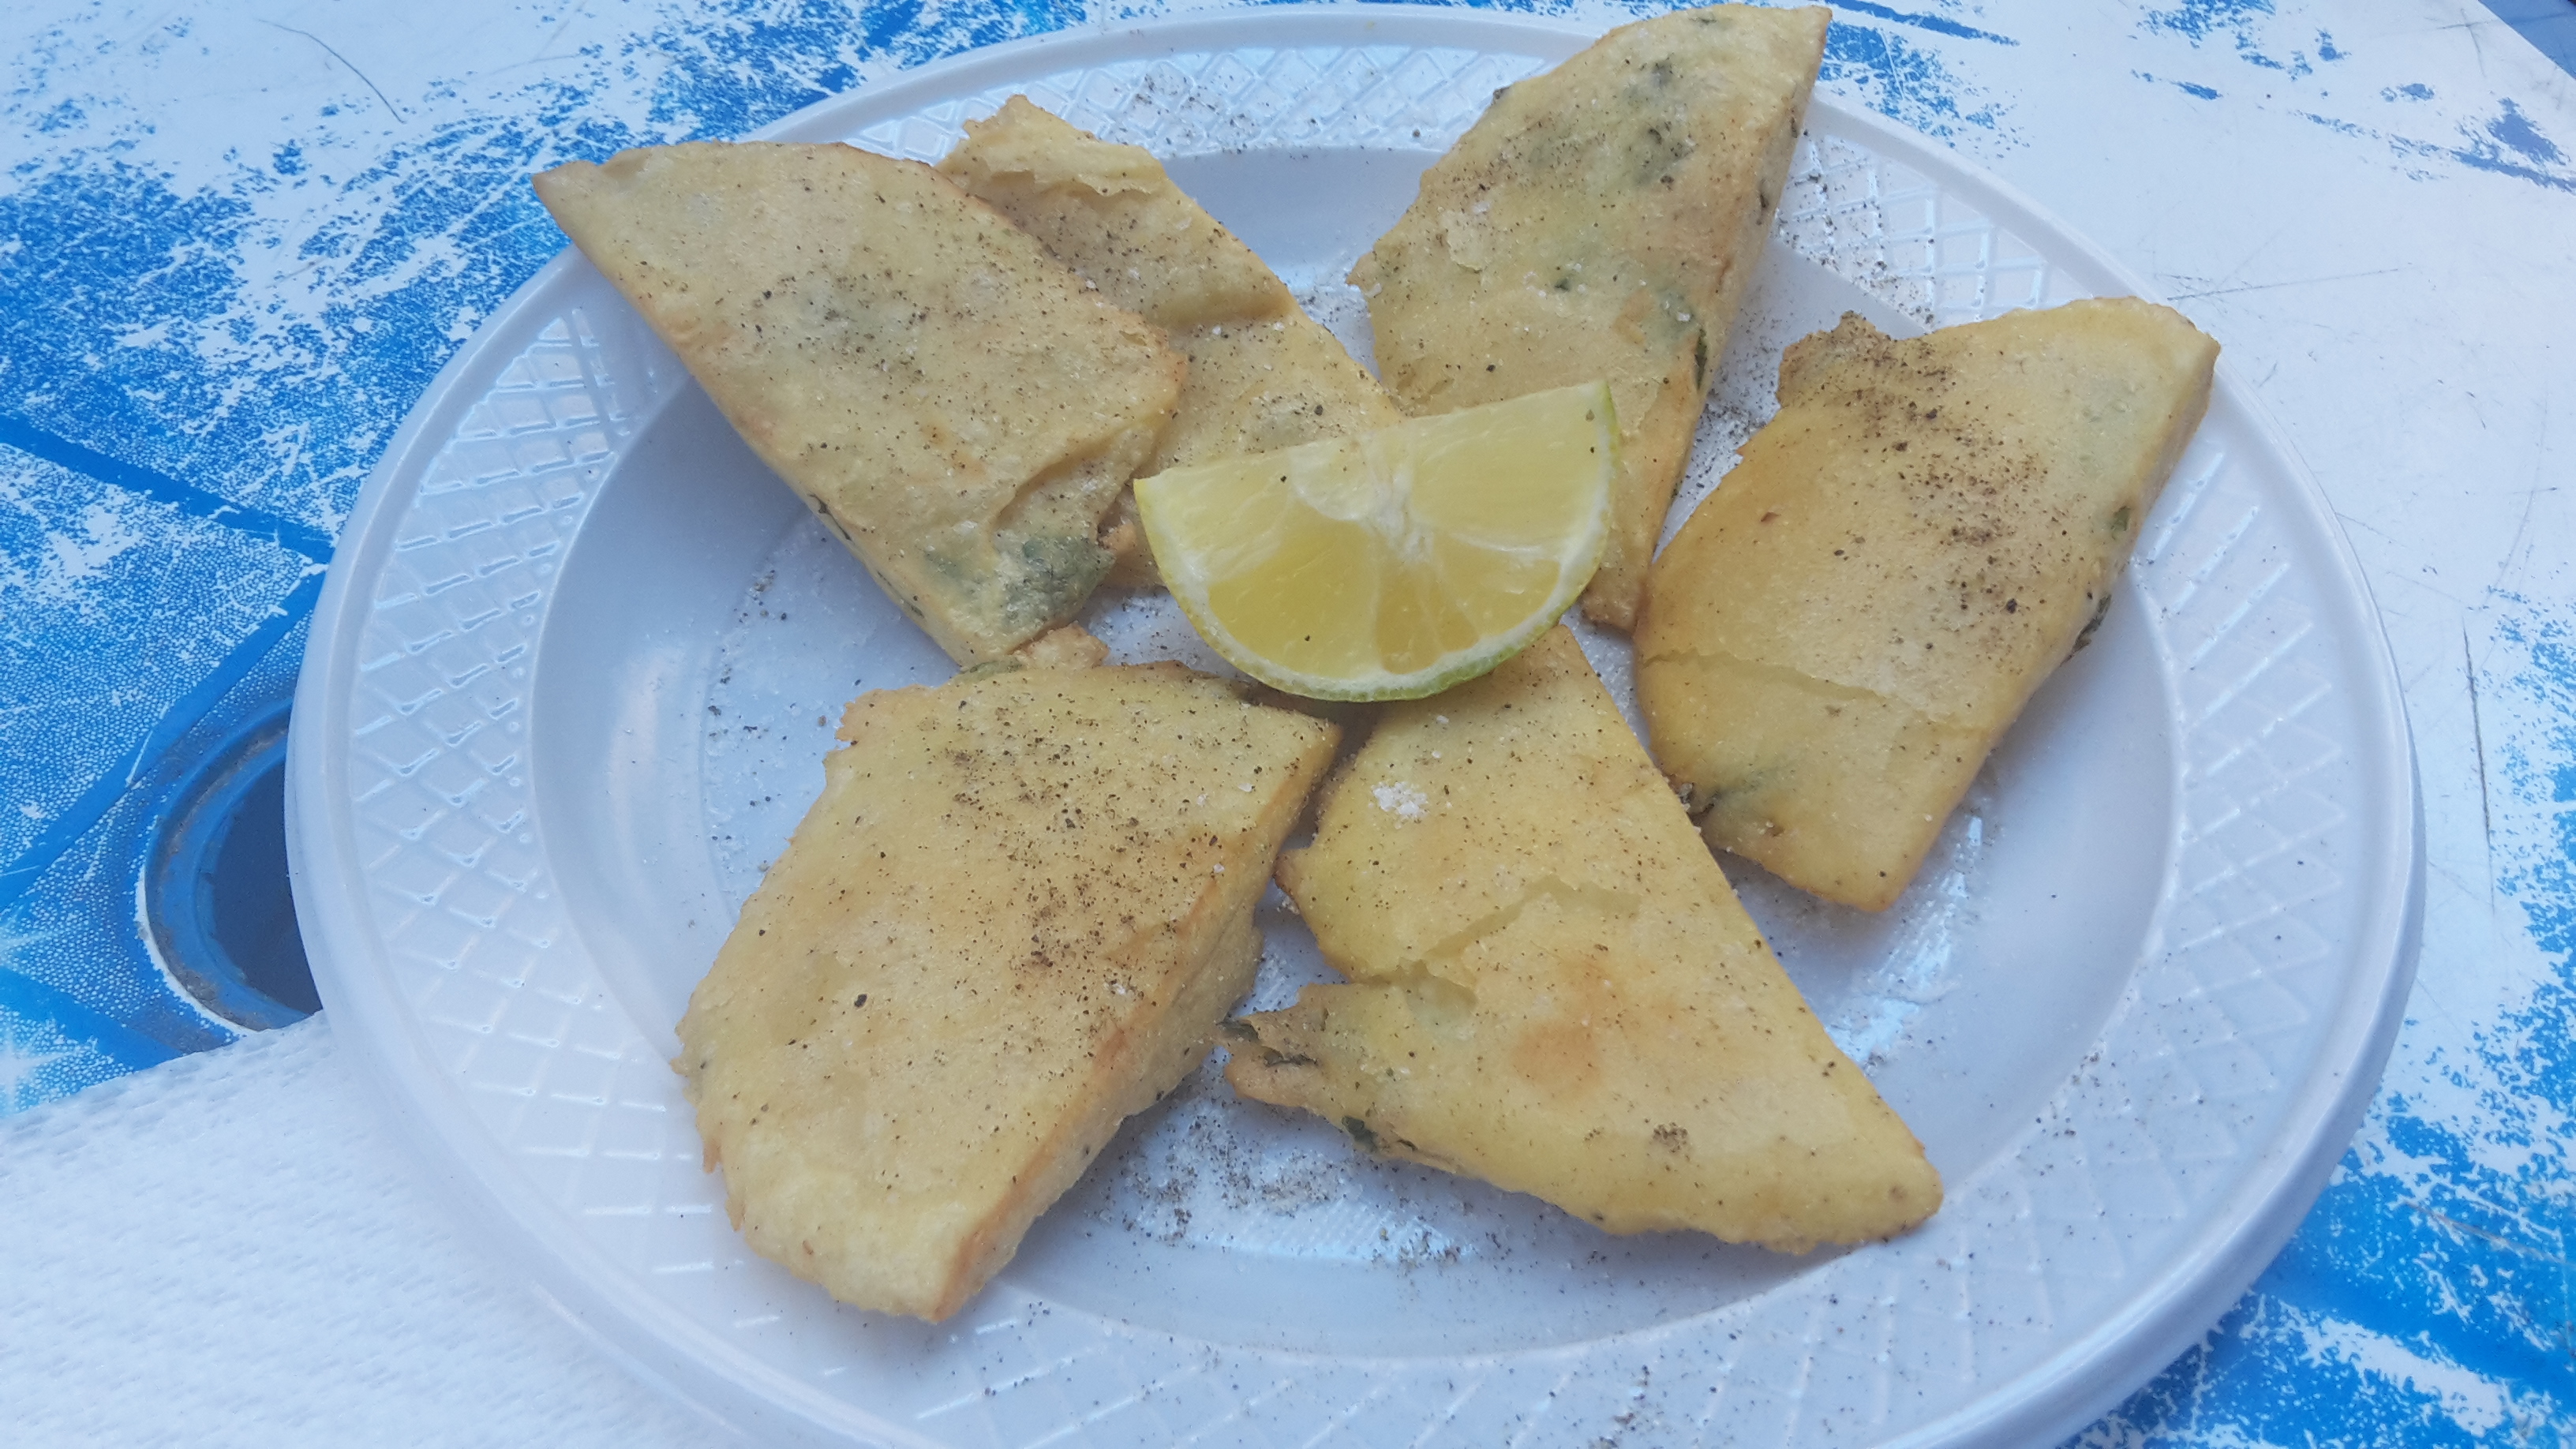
<box><xmin>1134</xmin><ymin>381</ymin><xmax>1616</xmax><ymax>701</ymax></box>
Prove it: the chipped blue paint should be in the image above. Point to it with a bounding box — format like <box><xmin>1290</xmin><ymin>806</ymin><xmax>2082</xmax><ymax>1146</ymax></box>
<box><xmin>0</xmin><ymin>413</ymin><xmax>331</xmax><ymax>562</ymax></box>
<box><xmin>2092</xmin><ymin>1108</ymin><xmax>2576</xmax><ymax>1442</ymax></box>
<box><xmin>2431</xmin><ymin>101</ymin><xmax>2574</xmax><ymax>193</ymax></box>
<box><xmin>1822</xmin><ymin>19</ymin><xmax>2005</xmax><ymax>138</ymax></box>
<box><xmin>2128</xmin><ymin>0</ymin><xmax>2572</xmax><ymax>197</ymax></box>
<box><xmin>0</xmin><ymin>1</ymin><xmax>1088</xmax><ymax>555</ymax></box>
<box><xmin>0</xmin><ymin>448</ymin><xmax>314</xmax><ymax>878</ymax></box>
<box><xmin>1817</xmin><ymin>1</ymin><xmax>2016</xmax><ymax>47</ymax></box>
<box><xmin>638</xmin><ymin>0</ymin><xmax>1073</xmax><ymax>140</ymax></box>
<box><xmin>2286</xmin><ymin>97</ymin><xmax>2576</xmax><ymax>194</ymax></box>
<box><xmin>0</xmin><ymin>963</ymin><xmax>174</xmax><ymax>1113</ymax></box>
<box><xmin>2140</xmin><ymin>0</ymin><xmax>2277</xmax><ymax>47</ymax></box>
<box><xmin>0</xmin><ymin>567</ymin><xmax>320</xmax><ymax>905</ymax></box>
<box><xmin>2079</xmin><ymin>597</ymin><xmax>2576</xmax><ymax>1443</ymax></box>
<box><xmin>1</xmin><ymin>596</ymin><xmax>308</xmax><ymax>1055</ymax></box>
<box><xmin>2461</xmin><ymin>96</ymin><xmax>2569</xmax><ymax>178</ymax></box>
<box><xmin>2132</xmin><ymin>69</ymin><xmax>2222</xmax><ymax>101</ymax></box>
<box><xmin>2491</xmin><ymin>600</ymin><xmax>2576</xmax><ymax>961</ymax></box>
<box><xmin>2139</xmin><ymin>0</ymin><xmax>2328</xmax><ymax>78</ymax></box>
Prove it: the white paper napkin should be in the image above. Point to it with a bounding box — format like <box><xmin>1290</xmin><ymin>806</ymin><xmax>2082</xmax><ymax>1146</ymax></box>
<box><xmin>0</xmin><ymin>1014</ymin><xmax>717</xmax><ymax>1447</ymax></box>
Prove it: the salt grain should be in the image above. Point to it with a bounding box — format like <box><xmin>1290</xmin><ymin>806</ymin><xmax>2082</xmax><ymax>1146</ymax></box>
<box><xmin>1372</xmin><ymin>782</ymin><xmax>1429</xmax><ymax>821</ymax></box>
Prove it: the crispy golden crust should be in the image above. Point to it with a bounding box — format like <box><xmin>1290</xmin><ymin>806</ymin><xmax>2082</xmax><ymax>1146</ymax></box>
<box><xmin>1636</xmin><ymin>299</ymin><xmax>2218</xmax><ymax>908</ymax></box>
<box><xmin>533</xmin><ymin>141</ymin><xmax>1183</xmax><ymax>661</ymax></box>
<box><xmin>676</xmin><ymin>664</ymin><xmax>1337</xmax><ymax>1320</ymax></box>
<box><xmin>942</xmin><ymin>98</ymin><xmax>1402</xmax><ymax>586</ymax></box>
<box><xmin>1229</xmin><ymin>627</ymin><xmax>1939</xmax><ymax>1251</ymax></box>
<box><xmin>1351</xmin><ymin>6</ymin><xmax>1829</xmax><ymax>629</ymax></box>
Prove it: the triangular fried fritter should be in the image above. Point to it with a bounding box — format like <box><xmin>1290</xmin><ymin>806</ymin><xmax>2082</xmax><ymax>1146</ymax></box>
<box><xmin>1351</xmin><ymin>6</ymin><xmax>1830</xmax><ymax>630</ymax></box>
<box><xmin>677</xmin><ymin>662</ymin><xmax>1337</xmax><ymax>1320</ymax></box>
<box><xmin>534</xmin><ymin>142</ymin><xmax>1183</xmax><ymax>661</ymax></box>
<box><xmin>942</xmin><ymin>97</ymin><xmax>1402</xmax><ymax>584</ymax></box>
<box><xmin>1637</xmin><ymin>301</ymin><xmax>2218</xmax><ymax>909</ymax></box>
<box><xmin>1229</xmin><ymin>627</ymin><xmax>1939</xmax><ymax>1251</ymax></box>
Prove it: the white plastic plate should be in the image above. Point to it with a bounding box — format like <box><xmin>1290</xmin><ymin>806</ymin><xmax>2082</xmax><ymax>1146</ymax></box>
<box><xmin>288</xmin><ymin>9</ymin><xmax>2421</xmax><ymax>1446</ymax></box>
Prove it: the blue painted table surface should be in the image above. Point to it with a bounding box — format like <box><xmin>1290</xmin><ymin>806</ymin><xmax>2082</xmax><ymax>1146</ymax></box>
<box><xmin>2</xmin><ymin>1</ymin><xmax>2571</xmax><ymax>1443</ymax></box>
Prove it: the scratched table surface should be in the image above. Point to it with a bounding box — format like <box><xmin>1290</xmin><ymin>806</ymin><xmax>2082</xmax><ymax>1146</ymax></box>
<box><xmin>2</xmin><ymin>1</ymin><xmax>2570</xmax><ymax>1444</ymax></box>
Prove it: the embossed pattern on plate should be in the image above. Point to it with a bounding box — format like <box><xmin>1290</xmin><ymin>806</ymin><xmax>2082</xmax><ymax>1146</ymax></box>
<box><xmin>292</xmin><ymin>13</ymin><xmax>2415</xmax><ymax>1447</ymax></box>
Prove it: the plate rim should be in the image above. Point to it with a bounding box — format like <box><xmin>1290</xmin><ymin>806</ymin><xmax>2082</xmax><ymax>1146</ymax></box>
<box><xmin>286</xmin><ymin>7</ymin><xmax>2425</xmax><ymax>1445</ymax></box>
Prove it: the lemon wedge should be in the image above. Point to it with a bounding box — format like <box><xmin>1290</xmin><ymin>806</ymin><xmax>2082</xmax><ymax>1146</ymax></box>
<box><xmin>1135</xmin><ymin>381</ymin><xmax>1616</xmax><ymax>700</ymax></box>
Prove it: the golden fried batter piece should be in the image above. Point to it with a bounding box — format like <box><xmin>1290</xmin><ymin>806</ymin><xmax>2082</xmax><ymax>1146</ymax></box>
<box><xmin>534</xmin><ymin>141</ymin><xmax>1183</xmax><ymax>662</ymax></box>
<box><xmin>942</xmin><ymin>98</ymin><xmax>1402</xmax><ymax>585</ymax></box>
<box><xmin>1351</xmin><ymin>6</ymin><xmax>1830</xmax><ymax>630</ymax></box>
<box><xmin>1228</xmin><ymin>627</ymin><xmax>1939</xmax><ymax>1252</ymax></box>
<box><xmin>1636</xmin><ymin>300</ymin><xmax>2218</xmax><ymax>910</ymax></box>
<box><xmin>677</xmin><ymin>663</ymin><xmax>1338</xmax><ymax>1321</ymax></box>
